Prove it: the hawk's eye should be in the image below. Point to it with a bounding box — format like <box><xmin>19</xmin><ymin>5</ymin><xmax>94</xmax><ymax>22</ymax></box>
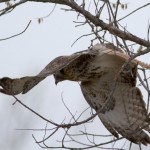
<box><xmin>60</xmin><ymin>69</ymin><xmax>65</xmax><ymax>75</ymax></box>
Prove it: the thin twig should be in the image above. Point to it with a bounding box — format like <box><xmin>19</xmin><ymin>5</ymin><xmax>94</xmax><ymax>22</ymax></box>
<box><xmin>118</xmin><ymin>3</ymin><xmax>150</xmax><ymax>22</ymax></box>
<box><xmin>0</xmin><ymin>20</ymin><xmax>32</xmax><ymax>41</ymax></box>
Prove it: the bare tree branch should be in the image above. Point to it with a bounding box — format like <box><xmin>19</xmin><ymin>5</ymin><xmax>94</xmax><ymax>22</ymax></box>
<box><xmin>27</xmin><ymin>0</ymin><xmax>150</xmax><ymax>47</ymax></box>
<box><xmin>1</xmin><ymin>0</ymin><xmax>150</xmax><ymax>46</ymax></box>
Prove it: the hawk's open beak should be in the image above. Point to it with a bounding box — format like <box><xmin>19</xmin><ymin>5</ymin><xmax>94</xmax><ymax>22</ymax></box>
<box><xmin>55</xmin><ymin>80</ymin><xmax>58</xmax><ymax>85</ymax></box>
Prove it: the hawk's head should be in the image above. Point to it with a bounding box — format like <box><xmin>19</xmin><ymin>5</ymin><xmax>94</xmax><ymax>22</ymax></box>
<box><xmin>53</xmin><ymin>68</ymin><xmax>67</xmax><ymax>85</ymax></box>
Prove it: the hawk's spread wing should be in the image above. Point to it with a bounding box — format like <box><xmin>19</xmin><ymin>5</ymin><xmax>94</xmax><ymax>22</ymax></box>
<box><xmin>0</xmin><ymin>49</ymin><xmax>96</xmax><ymax>95</ymax></box>
<box><xmin>81</xmin><ymin>80</ymin><xmax>150</xmax><ymax>145</ymax></box>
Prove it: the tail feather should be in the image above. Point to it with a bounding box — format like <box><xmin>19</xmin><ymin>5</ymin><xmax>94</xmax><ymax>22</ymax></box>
<box><xmin>141</xmin><ymin>133</ymin><xmax>150</xmax><ymax>146</ymax></box>
<box><xmin>129</xmin><ymin>130</ymin><xmax>150</xmax><ymax>146</ymax></box>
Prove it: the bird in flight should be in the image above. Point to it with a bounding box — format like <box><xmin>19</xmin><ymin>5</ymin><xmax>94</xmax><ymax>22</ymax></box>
<box><xmin>0</xmin><ymin>43</ymin><xmax>150</xmax><ymax>145</ymax></box>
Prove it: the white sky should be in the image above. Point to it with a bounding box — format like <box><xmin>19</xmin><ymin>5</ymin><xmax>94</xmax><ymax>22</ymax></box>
<box><xmin>0</xmin><ymin>1</ymin><xmax>150</xmax><ymax>150</ymax></box>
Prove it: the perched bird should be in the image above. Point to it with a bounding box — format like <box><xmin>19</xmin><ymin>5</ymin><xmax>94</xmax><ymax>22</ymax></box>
<box><xmin>0</xmin><ymin>43</ymin><xmax>150</xmax><ymax>145</ymax></box>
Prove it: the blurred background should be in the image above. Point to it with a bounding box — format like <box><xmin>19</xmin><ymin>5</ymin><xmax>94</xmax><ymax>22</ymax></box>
<box><xmin>0</xmin><ymin>0</ymin><xmax>150</xmax><ymax>149</ymax></box>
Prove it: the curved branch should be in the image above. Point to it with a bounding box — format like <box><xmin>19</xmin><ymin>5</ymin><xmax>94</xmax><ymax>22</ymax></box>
<box><xmin>67</xmin><ymin>1</ymin><xmax>150</xmax><ymax>47</ymax></box>
<box><xmin>0</xmin><ymin>20</ymin><xmax>32</xmax><ymax>41</ymax></box>
<box><xmin>28</xmin><ymin>0</ymin><xmax>150</xmax><ymax>47</ymax></box>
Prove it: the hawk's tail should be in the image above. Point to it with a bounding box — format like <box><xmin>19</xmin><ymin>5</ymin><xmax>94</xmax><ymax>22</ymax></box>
<box><xmin>128</xmin><ymin>130</ymin><xmax>150</xmax><ymax>146</ymax></box>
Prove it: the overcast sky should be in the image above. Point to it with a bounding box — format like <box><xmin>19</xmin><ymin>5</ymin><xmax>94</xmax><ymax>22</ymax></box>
<box><xmin>0</xmin><ymin>1</ymin><xmax>150</xmax><ymax>150</ymax></box>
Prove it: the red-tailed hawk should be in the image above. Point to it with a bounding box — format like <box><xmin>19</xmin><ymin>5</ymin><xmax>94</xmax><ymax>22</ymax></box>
<box><xmin>0</xmin><ymin>43</ymin><xmax>150</xmax><ymax>145</ymax></box>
